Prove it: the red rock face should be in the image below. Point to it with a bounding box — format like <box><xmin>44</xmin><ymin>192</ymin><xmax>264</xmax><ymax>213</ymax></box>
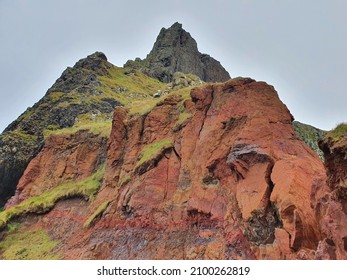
<box><xmin>80</xmin><ymin>78</ymin><xmax>326</xmax><ymax>259</ymax></box>
<box><xmin>3</xmin><ymin>78</ymin><xmax>329</xmax><ymax>259</ymax></box>
<box><xmin>315</xmin><ymin>138</ymin><xmax>347</xmax><ymax>259</ymax></box>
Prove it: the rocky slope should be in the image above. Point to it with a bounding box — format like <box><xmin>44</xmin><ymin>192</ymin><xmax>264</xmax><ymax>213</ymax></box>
<box><xmin>125</xmin><ymin>22</ymin><xmax>231</xmax><ymax>83</ymax></box>
<box><xmin>0</xmin><ymin>23</ymin><xmax>345</xmax><ymax>260</ymax></box>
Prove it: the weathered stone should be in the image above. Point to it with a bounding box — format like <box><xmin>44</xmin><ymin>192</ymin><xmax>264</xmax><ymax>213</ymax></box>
<box><xmin>124</xmin><ymin>22</ymin><xmax>230</xmax><ymax>83</ymax></box>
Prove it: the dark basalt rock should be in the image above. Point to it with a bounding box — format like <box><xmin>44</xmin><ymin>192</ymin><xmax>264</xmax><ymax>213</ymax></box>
<box><xmin>48</xmin><ymin>52</ymin><xmax>110</xmax><ymax>93</ymax></box>
<box><xmin>124</xmin><ymin>22</ymin><xmax>231</xmax><ymax>83</ymax></box>
<box><xmin>0</xmin><ymin>132</ymin><xmax>40</xmax><ymax>206</ymax></box>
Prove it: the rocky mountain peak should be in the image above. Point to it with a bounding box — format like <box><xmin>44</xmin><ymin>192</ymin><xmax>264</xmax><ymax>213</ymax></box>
<box><xmin>124</xmin><ymin>22</ymin><xmax>231</xmax><ymax>83</ymax></box>
<box><xmin>47</xmin><ymin>52</ymin><xmax>111</xmax><ymax>94</ymax></box>
<box><xmin>74</xmin><ymin>51</ymin><xmax>108</xmax><ymax>71</ymax></box>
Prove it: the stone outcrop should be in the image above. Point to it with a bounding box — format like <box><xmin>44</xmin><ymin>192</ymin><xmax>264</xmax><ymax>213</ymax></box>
<box><xmin>124</xmin><ymin>22</ymin><xmax>231</xmax><ymax>83</ymax></box>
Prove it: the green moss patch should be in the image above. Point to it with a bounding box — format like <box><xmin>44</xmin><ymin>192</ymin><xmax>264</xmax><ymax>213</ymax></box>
<box><xmin>120</xmin><ymin>175</ymin><xmax>132</xmax><ymax>187</ymax></box>
<box><xmin>83</xmin><ymin>200</ymin><xmax>110</xmax><ymax>228</ymax></box>
<box><xmin>44</xmin><ymin>114</ymin><xmax>112</xmax><ymax>138</ymax></box>
<box><xmin>98</xmin><ymin>66</ymin><xmax>164</xmax><ymax>99</ymax></box>
<box><xmin>0</xmin><ymin>226</ymin><xmax>60</xmax><ymax>260</ymax></box>
<box><xmin>0</xmin><ymin>165</ymin><xmax>105</xmax><ymax>229</ymax></box>
<box><xmin>136</xmin><ymin>139</ymin><xmax>174</xmax><ymax>169</ymax></box>
<box><xmin>173</xmin><ymin>111</ymin><xmax>192</xmax><ymax>131</ymax></box>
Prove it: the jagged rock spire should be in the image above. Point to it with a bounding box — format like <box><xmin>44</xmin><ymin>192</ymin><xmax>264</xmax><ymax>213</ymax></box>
<box><xmin>125</xmin><ymin>22</ymin><xmax>230</xmax><ymax>83</ymax></box>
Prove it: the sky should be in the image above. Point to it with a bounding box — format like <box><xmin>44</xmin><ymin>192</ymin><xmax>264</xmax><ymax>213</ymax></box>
<box><xmin>0</xmin><ymin>0</ymin><xmax>346</xmax><ymax>132</ymax></box>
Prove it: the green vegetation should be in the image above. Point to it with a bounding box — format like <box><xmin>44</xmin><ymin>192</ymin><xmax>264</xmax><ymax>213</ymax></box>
<box><xmin>0</xmin><ymin>207</ymin><xmax>3</xmax><ymax>212</ymax></box>
<box><xmin>1</xmin><ymin>129</ymin><xmax>37</xmax><ymax>144</ymax></box>
<box><xmin>127</xmin><ymin>86</ymin><xmax>192</xmax><ymax>116</ymax></box>
<box><xmin>9</xmin><ymin>64</ymin><xmax>197</xmax><ymax>142</ymax></box>
<box><xmin>128</xmin><ymin>97</ymin><xmax>165</xmax><ymax>116</ymax></box>
<box><xmin>40</xmin><ymin>66</ymin><xmax>167</xmax><ymax>137</ymax></box>
<box><xmin>136</xmin><ymin>139</ymin><xmax>174</xmax><ymax>168</ymax></box>
<box><xmin>0</xmin><ymin>226</ymin><xmax>60</xmax><ymax>260</ymax></box>
<box><xmin>83</xmin><ymin>200</ymin><xmax>110</xmax><ymax>228</ymax></box>
<box><xmin>173</xmin><ymin>111</ymin><xmax>192</xmax><ymax>131</ymax></box>
<box><xmin>98</xmin><ymin>66</ymin><xmax>164</xmax><ymax>100</ymax></box>
<box><xmin>120</xmin><ymin>175</ymin><xmax>132</xmax><ymax>187</ymax></box>
<box><xmin>0</xmin><ymin>165</ymin><xmax>105</xmax><ymax>229</ymax></box>
<box><xmin>44</xmin><ymin>113</ymin><xmax>112</xmax><ymax>138</ymax></box>
<box><xmin>293</xmin><ymin>121</ymin><xmax>325</xmax><ymax>160</ymax></box>
<box><xmin>324</xmin><ymin>122</ymin><xmax>347</xmax><ymax>143</ymax></box>
<box><xmin>172</xmin><ymin>89</ymin><xmax>193</xmax><ymax>131</ymax></box>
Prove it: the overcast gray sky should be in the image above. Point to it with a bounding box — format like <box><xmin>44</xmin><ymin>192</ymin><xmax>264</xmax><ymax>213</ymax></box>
<box><xmin>0</xmin><ymin>0</ymin><xmax>346</xmax><ymax>132</ymax></box>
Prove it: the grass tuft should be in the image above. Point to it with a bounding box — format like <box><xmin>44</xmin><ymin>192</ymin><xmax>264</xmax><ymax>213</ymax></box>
<box><xmin>120</xmin><ymin>175</ymin><xmax>132</xmax><ymax>187</ymax></box>
<box><xmin>0</xmin><ymin>165</ymin><xmax>105</xmax><ymax>229</ymax></box>
<box><xmin>173</xmin><ymin>111</ymin><xmax>192</xmax><ymax>131</ymax></box>
<box><xmin>325</xmin><ymin>122</ymin><xmax>347</xmax><ymax>142</ymax></box>
<box><xmin>136</xmin><ymin>139</ymin><xmax>174</xmax><ymax>168</ymax></box>
<box><xmin>44</xmin><ymin>115</ymin><xmax>112</xmax><ymax>138</ymax></box>
<box><xmin>83</xmin><ymin>200</ymin><xmax>110</xmax><ymax>228</ymax></box>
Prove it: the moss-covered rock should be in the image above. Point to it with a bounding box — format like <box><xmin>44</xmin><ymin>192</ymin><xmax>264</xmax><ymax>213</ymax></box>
<box><xmin>293</xmin><ymin>121</ymin><xmax>325</xmax><ymax>160</ymax></box>
<box><xmin>135</xmin><ymin>139</ymin><xmax>174</xmax><ymax>174</ymax></box>
<box><xmin>323</xmin><ymin>123</ymin><xmax>347</xmax><ymax>143</ymax></box>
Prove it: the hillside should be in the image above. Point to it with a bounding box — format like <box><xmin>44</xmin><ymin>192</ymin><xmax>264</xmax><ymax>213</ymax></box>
<box><xmin>0</xmin><ymin>23</ymin><xmax>346</xmax><ymax>260</ymax></box>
